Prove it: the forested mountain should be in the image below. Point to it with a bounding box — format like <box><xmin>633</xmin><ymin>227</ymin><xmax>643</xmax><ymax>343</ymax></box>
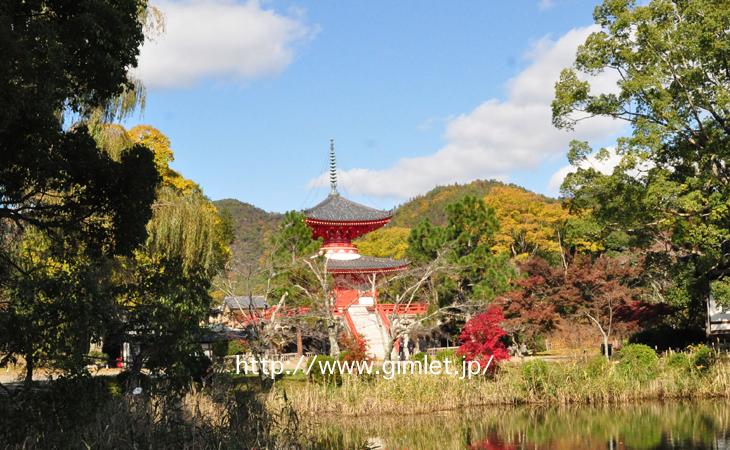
<box><xmin>217</xmin><ymin>180</ymin><xmax>557</xmax><ymax>264</ymax></box>
<box><xmin>390</xmin><ymin>179</ymin><xmax>546</xmax><ymax>227</ymax></box>
<box><xmin>213</xmin><ymin>199</ymin><xmax>282</xmax><ymax>267</ymax></box>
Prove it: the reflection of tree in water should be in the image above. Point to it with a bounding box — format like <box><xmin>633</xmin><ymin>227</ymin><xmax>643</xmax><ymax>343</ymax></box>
<box><xmin>307</xmin><ymin>401</ymin><xmax>730</xmax><ymax>450</ymax></box>
<box><xmin>468</xmin><ymin>432</ymin><xmax>517</xmax><ymax>450</ymax></box>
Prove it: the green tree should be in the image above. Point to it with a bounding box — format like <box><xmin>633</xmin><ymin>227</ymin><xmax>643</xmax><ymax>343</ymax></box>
<box><xmin>0</xmin><ymin>231</ymin><xmax>117</xmax><ymax>385</ymax></box>
<box><xmin>552</xmin><ymin>0</ymin><xmax>730</xmax><ymax>324</ymax></box>
<box><xmin>106</xmin><ymin>128</ymin><xmax>231</xmax><ymax>387</ymax></box>
<box><xmin>0</xmin><ymin>1</ymin><xmax>159</xmax><ymax>385</ymax></box>
<box><xmin>0</xmin><ymin>1</ymin><xmax>155</xmax><ymax>250</ymax></box>
<box><xmin>261</xmin><ymin>211</ymin><xmax>322</xmax><ymax>306</ymax></box>
<box><xmin>407</xmin><ymin>196</ymin><xmax>514</xmax><ymax>306</ymax></box>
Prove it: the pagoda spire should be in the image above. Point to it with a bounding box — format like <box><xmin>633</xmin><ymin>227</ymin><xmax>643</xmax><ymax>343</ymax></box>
<box><xmin>329</xmin><ymin>139</ymin><xmax>338</xmax><ymax>194</ymax></box>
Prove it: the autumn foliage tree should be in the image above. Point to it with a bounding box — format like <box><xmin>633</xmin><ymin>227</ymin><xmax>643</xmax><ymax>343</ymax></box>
<box><xmin>501</xmin><ymin>255</ymin><xmax>647</xmax><ymax>358</ymax></box>
<box><xmin>497</xmin><ymin>258</ymin><xmax>560</xmax><ymax>349</ymax></box>
<box><xmin>564</xmin><ymin>255</ymin><xmax>645</xmax><ymax>358</ymax></box>
<box><xmin>354</xmin><ymin>226</ymin><xmax>411</xmax><ymax>260</ymax></box>
<box><xmin>484</xmin><ymin>186</ymin><xmax>570</xmax><ymax>259</ymax></box>
<box><xmin>457</xmin><ymin>306</ymin><xmax>510</xmax><ymax>368</ymax></box>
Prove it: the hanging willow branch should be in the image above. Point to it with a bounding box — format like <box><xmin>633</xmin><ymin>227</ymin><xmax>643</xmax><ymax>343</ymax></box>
<box><xmin>144</xmin><ymin>186</ymin><xmax>225</xmax><ymax>274</ymax></box>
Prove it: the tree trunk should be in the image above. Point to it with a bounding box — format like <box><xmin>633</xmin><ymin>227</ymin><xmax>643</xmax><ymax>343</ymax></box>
<box><xmin>602</xmin><ymin>334</ymin><xmax>610</xmax><ymax>360</ymax></box>
<box><xmin>327</xmin><ymin>321</ymin><xmax>340</xmax><ymax>357</ymax></box>
<box><xmin>383</xmin><ymin>337</ymin><xmax>394</xmax><ymax>362</ymax></box>
<box><xmin>24</xmin><ymin>351</ymin><xmax>33</xmax><ymax>388</ymax></box>
<box><xmin>296</xmin><ymin>328</ymin><xmax>303</xmax><ymax>356</ymax></box>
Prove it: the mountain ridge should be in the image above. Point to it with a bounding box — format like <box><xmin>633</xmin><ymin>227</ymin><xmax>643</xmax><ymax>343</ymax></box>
<box><xmin>215</xmin><ymin>179</ymin><xmax>551</xmax><ymax>265</ymax></box>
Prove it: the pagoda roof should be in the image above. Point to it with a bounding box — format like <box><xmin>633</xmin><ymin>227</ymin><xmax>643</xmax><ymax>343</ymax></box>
<box><xmin>327</xmin><ymin>255</ymin><xmax>408</xmax><ymax>273</ymax></box>
<box><xmin>305</xmin><ymin>193</ymin><xmax>391</xmax><ymax>223</ymax></box>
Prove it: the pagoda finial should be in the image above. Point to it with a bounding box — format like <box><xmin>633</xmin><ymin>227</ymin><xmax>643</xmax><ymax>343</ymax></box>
<box><xmin>329</xmin><ymin>139</ymin><xmax>338</xmax><ymax>194</ymax></box>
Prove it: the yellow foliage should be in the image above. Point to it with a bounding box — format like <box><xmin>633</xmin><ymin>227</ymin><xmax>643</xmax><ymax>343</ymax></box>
<box><xmin>484</xmin><ymin>186</ymin><xmax>570</xmax><ymax>257</ymax></box>
<box><xmin>354</xmin><ymin>226</ymin><xmax>411</xmax><ymax>260</ymax></box>
<box><xmin>127</xmin><ymin>125</ymin><xmax>200</xmax><ymax>194</ymax></box>
<box><xmin>128</xmin><ymin>125</ymin><xmax>173</xmax><ymax>172</ymax></box>
<box><xmin>90</xmin><ymin>124</ymin><xmax>229</xmax><ymax>272</ymax></box>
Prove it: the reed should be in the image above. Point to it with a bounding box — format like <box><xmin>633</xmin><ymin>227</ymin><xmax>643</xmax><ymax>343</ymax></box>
<box><xmin>266</xmin><ymin>354</ymin><xmax>730</xmax><ymax>417</ymax></box>
<box><xmin>2</xmin><ymin>350</ymin><xmax>728</xmax><ymax>448</ymax></box>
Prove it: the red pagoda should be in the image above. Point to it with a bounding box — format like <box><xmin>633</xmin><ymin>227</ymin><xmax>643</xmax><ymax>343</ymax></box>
<box><xmin>304</xmin><ymin>141</ymin><xmax>426</xmax><ymax>359</ymax></box>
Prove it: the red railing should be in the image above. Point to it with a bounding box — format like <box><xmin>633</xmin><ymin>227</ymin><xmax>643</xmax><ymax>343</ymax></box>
<box><xmin>230</xmin><ymin>303</ymin><xmax>427</xmax><ymax>328</ymax></box>
<box><xmin>342</xmin><ymin>309</ymin><xmax>364</xmax><ymax>344</ymax></box>
<box><xmin>376</xmin><ymin>305</ymin><xmax>391</xmax><ymax>330</ymax></box>
<box><xmin>377</xmin><ymin>303</ymin><xmax>428</xmax><ymax>316</ymax></box>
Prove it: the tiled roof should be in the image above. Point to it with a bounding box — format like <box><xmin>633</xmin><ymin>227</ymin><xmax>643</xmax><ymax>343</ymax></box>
<box><xmin>199</xmin><ymin>324</ymin><xmax>251</xmax><ymax>343</ymax></box>
<box><xmin>327</xmin><ymin>255</ymin><xmax>408</xmax><ymax>273</ymax></box>
<box><xmin>223</xmin><ymin>296</ymin><xmax>268</xmax><ymax>310</ymax></box>
<box><xmin>305</xmin><ymin>193</ymin><xmax>391</xmax><ymax>222</ymax></box>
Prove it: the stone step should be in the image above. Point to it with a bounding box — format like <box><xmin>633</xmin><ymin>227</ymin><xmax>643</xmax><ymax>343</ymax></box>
<box><xmin>347</xmin><ymin>305</ymin><xmax>387</xmax><ymax>359</ymax></box>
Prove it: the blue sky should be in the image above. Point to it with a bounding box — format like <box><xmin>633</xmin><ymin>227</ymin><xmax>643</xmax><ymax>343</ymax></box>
<box><xmin>127</xmin><ymin>0</ymin><xmax>625</xmax><ymax>212</ymax></box>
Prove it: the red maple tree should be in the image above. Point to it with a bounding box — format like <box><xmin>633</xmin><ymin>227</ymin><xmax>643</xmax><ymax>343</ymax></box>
<box><xmin>499</xmin><ymin>255</ymin><xmax>658</xmax><ymax>358</ymax></box>
<box><xmin>497</xmin><ymin>257</ymin><xmax>560</xmax><ymax>348</ymax></box>
<box><xmin>338</xmin><ymin>332</ymin><xmax>371</xmax><ymax>362</ymax></box>
<box><xmin>457</xmin><ymin>306</ymin><xmax>510</xmax><ymax>367</ymax></box>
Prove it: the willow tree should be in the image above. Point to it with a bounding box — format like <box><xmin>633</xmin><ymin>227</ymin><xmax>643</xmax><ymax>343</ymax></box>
<box><xmin>552</xmin><ymin>0</ymin><xmax>730</xmax><ymax>324</ymax></box>
<box><xmin>91</xmin><ymin>124</ymin><xmax>231</xmax><ymax>385</ymax></box>
<box><xmin>120</xmin><ymin>186</ymin><xmax>231</xmax><ymax>385</ymax></box>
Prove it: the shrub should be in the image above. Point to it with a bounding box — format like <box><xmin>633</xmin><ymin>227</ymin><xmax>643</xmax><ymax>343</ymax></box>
<box><xmin>212</xmin><ymin>340</ymin><xmax>229</xmax><ymax>358</ymax></box>
<box><xmin>435</xmin><ymin>348</ymin><xmax>464</xmax><ymax>366</ymax></box>
<box><xmin>227</xmin><ymin>339</ymin><xmax>249</xmax><ymax>356</ymax></box>
<box><xmin>665</xmin><ymin>352</ymin><xmax>692</xmax><ymax>373</ymax></box>
<box><xmin>87</xmin><ymin>350</ymin><xmax>109</xmax><ymax>364</ymax></box>
<box><xmin>338</xmin><ymin>332</ymin><xmax>370</xmax><ymax>363</ymax></box>
<box><xmin>616</xmin><ymin>344</ymin><xmax>659</xmax><ymax>382</ymax></box>
<box><xmin>689</xmin><ymin>344</ymin><xmax>717</xmax><ymax>375</ymax></box>
<box><xmin>411</xmin><ymin>352</ymin><xmax>428</xmax><ymax>364</ymax></box>
<box><xmin>629</xmin><ymin>325</ymin><xmax>706</xmax><ymax>352</ymax></box>
<box><xmin>584</xmin><ymin>355</ymin><xmax>610</xmax><ymax>379</ymax></box>
<box><xmin>307</xmin><ymin>355</ymin><xmax>342</xmax><ymax>386</ymax></box>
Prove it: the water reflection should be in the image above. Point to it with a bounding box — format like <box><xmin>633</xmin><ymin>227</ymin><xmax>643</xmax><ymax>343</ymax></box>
<box><xmin>306</xmin><ymin>401</ymin><xmax>730</xmax><ymax>449</ymax></box>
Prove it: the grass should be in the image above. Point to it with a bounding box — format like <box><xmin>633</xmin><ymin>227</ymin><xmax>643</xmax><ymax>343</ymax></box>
<box><xmin>0</xmin><ymin>375</ymin><xmax>307</xmax><ymax>449</ymax></box>
<box><xmin>2</xmin><ymin>347</ymin><xmax>728</xmax><ymax>448</ymax></box>
<box><xmin>266</xmin><ymin>350</ymin><xmax>730</xmax><ymax>417</ymax></box>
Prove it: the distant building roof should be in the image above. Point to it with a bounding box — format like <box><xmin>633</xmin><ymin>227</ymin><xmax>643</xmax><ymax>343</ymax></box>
<box><xmin>223</xmin><ymin>296</ymin><xmax>268</xmax><ymax>310</ymax></box>
<box><xmin>198</xmin><ymin>324</ymin><xmax>252</xmax><ymax>343</ymax></box>
<box><xmin>305</xmin><ymin>193</ymin><xmax>392</xmax><ymax>222</ymax></box>
<box><xmin>327</xmin><ymin>255</ymin><xmax>408</xmax><ymax>273</ymax></box>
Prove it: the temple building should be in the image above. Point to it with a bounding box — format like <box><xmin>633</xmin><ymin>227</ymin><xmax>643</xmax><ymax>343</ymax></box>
<box><xmin>304</xmin><ymin>141</ymin><xmax>426</xmax><ymax>359</ymax></box>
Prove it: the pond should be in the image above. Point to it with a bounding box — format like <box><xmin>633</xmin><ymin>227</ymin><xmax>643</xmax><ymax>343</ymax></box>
<box><xmin>304</xmin><ymin>401</ymin><xmax>730</xmax><ymax>449</ymax></box>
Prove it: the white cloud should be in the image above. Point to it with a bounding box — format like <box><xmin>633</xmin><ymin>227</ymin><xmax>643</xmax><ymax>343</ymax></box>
<box><xmin>548</xmin><ymin>148</ymin><xmax>655</xmax><ymax>195</ymax></box>
<box><xmin>133</xmin><ymin>0</ymin><xmax>315</xmax><ymax>88</ymax></box>
<box><xmin>310</xmin><ymin>26</ymin><xmax>624</xmax><ymax>199</ymax></box>
<box><xmin>538</xmin><ymin>0</ymin><xmax>556</xmax><ymax>10</ymax></box>
<box><xmin>547</xmin><ymin>149</ymin><xmax>622</xmax><ymax>194</ymax></box>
